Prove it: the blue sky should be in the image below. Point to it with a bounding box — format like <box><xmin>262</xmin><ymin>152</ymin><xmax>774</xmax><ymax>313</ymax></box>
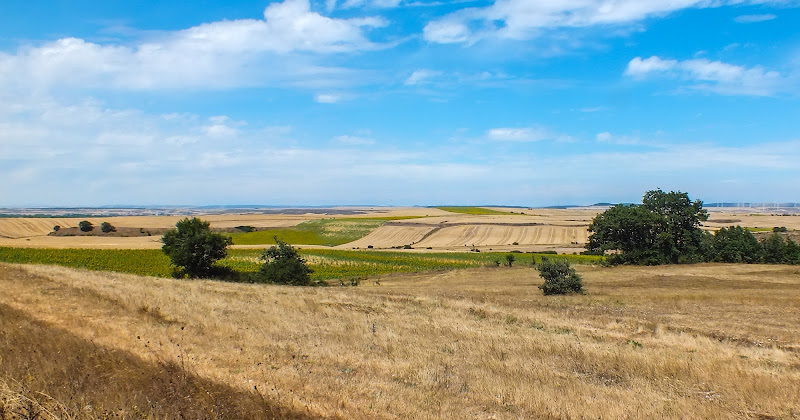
<box><xmin>1</xmin><ymin>0</ymin><xmax>799</xmax><ymax>207</ymax></box>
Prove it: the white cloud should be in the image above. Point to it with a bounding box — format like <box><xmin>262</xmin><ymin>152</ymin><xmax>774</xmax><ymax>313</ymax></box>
<box><xmin>625</xmin><ymin>56</ymin><xmax>784</xmax><ymax>96</ymax></box>
<box><xmin>404</xmin><ymin>69</ymin><xmax>443</xmax><ymax>85</ymax></box>
<box><xmin>596</xmin><ymin>132</ymin><xmax>612</xmax><ymax>142</ymax></box>
<box><xmin>315</xmin><ymin>93</ymin><xmax>344</xmax><ymax>103</ymax></box>
<box><xmin>0</xmin><ymin>0</ymin><xmax>386</xmax><ymax>92</ymax></box>
<box><xmin>734</xmin><ymin>13</ymin><xmax>777</xmax><ymax>23</ymax></box>
<box><xmin>624</xmin><ymin>56</ymin><xmax>678</xmax><ymax>78</ymax></box>
<box><xmin>487</xmin><ymin>126</ymin><xmax>552</xmax><ymax>142</ymax></box>
<box><xmin>422</xmin><ymin>20</ymin><xmax>471</xmax><ymax>44</ymax></box>
<box><xmin>423</xmin><ymin>0</ymin><xmax>788</xmax><ymax>44</ymax></box>
<box><xmin>595</xmin><ymin>131</ymin><xmax>641</xmax><ymax>145</ymax></box>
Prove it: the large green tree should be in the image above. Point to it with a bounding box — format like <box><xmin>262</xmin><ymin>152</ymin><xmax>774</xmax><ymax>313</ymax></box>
<box><xmin>587</xmin><ymin>189</ymin><xmax>708</xmax><ymax>265</ymax></box>
<box><xmin>161</xmin><ymin>217</ymin><xmax>232</xmax><ymax>278</ymax></box>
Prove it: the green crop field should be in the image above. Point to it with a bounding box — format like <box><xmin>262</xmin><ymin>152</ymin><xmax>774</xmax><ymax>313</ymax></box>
<box><xmin>0</xmin><ymin>247</ymin><xmax>173</xmax><ymax>277</ymax></box>
<box><xmin>434</xmin><ymin>206</ymin><xmax>525</xmax><ymax>215</ymax></box>
<box><xmin>0</xmin><ymin>247</ymin><xmax>602</xmax><ymax>282</ymax></box>
<box><xmin>229</xmin><ymin>217</ymin><xmax>422</xmax><ymax>246</ymax></box>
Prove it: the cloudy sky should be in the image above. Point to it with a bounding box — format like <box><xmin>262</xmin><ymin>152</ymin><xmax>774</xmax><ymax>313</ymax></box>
<box><xmin>1</xmin><ymin>0</ymin><xmax>799</xmax><ymax>207</ymax></box>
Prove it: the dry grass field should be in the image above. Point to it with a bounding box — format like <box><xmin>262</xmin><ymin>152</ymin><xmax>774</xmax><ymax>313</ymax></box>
<box><xmin>1</xmin><ymin>261</ymin><xmax>798</xmax><ymax>419</ymax></box>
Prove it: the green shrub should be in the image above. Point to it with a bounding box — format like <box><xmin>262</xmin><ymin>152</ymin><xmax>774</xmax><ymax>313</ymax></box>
<box><xmin>256</xmin><ymin>238</ymin><xmax>313</xmax><ymax>286</ymax></box>
<box><xmin>78</xmin><ymin>221</ymin><xmax>93</xmax><ymax>232</ymax></box>
<box><xmin>100</xmin><ymin>222</ymin><xmax>116</xmax><ymax>233</ymax></box>
<box><xmin>537</xmin><ymin>258</ymin><xmax>583</xmax><ymax>295</ymax></box>
<box><xmin>505</xmin><ymin>254</ymin><xmax>515</xmax><ymax>267</ymax></box>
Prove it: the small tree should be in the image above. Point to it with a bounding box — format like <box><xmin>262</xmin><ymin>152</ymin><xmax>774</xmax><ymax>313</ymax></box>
<box><xmin>53</xmin><ymin>225</ymin><xmax>60</xmax><ymax>232</ymax></box>
<box><xmin>257</xmin><ymin>237</ymin><xmax>313</xmax><ymax>285</ymax></box>
<box><xmin>505</xmin><ymin>254</ymin><xmax>516</xmax><ymax>267</ymax></box>
<box><xmin>100</xmin><ymin>222</ymin><xmax>116</xmax><ymax>233</ymax></box>
<box><xmin>161</xmin><ymin>217</ymin><xmax>232</xmax><ymax>278</ymax></box>
<box><xmin>78</xmin><ymin>220</ymin><xmax>93</xmax><ymax>232</ymax></box>
<box><xmin>537</xmin><ymin>258</ymin><xmax>583</xmax><ymax>295</ymax></box>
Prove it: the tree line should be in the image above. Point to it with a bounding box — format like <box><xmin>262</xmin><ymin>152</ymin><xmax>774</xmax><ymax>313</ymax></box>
<box><xmin>587</xmin><ymin>189</ymin><xmax>800</xmax><ymax>265</ymax></box>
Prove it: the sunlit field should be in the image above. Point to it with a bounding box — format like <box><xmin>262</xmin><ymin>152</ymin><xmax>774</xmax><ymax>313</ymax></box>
<box><xmin>1</xmin><ymin>262</ymin><xmax>798</xmax><ymax>419</ymax></box>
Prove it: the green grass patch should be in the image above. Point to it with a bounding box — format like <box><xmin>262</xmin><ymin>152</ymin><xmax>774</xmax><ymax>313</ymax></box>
<box><xmin>743</xmin><ymin>227</ymin><xmax>779</xmax><ymax>232</ymax></box>
<box><xmin>223</xmin><ymin>249</ymin><xmax>602</xmax><ymax>281</ymax></box>
<box><xmin>434</xmin><ymin>206</ymin><xmax>523</xmax><ymax>215</ymax></box>
<box><xmin>0</xmin><ymin>247</ymin><xmax>602</xmax><ymax>282</ymax></box>
<box><xmin>229</xmin><ymin>218</ymin><xmax>389</xmax><ymax>246</ymax></box>
<box><xmin>0</xmin><ymin>247</ymin><xmax>173</xmax><ymax>277</ymax></box>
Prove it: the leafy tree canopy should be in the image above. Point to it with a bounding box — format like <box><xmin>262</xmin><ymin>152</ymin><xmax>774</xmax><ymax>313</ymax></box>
<box><xmin>588</xmin><ymin>189</ymin><xmax>708</xmax><ymax>265</ymax></box>
<box><xmin>161</xmin><ymin>217</ymin><xmax>232</xmax><ymax>278</ymax></box>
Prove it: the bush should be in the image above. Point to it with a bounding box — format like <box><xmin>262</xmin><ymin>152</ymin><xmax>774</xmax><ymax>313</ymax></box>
<box><xmin>256</xmin><ymin>238</ymin><xmax>313</xmax><ymax>285</ymax></box>
<box><xmin>505</xmin><ymin>254</ymin><xmax>515</xmax><ymax>267</ymax></box>
<box><xmin>78</xmin><ymin>221</ymin><xmax>93</xmax><ymax>232</ymax></box>
<box><xmin>537</xmin><ymin>258</ymin><xmax>583</xmax><ymax>295</ymax></box>
<box><xmin>53</xmin><ymin>225</ymin><xmax>60</xmax><ymax>232</ymax></box>
<box><xmin>100</xmin><ymin>222</ymin><xmax>116</xmax><ymax>233</ymax></box>
<box><xmin>161</xmin><ymin>218</ymin><xmax>232</xmax><ymax>278</ymax></box>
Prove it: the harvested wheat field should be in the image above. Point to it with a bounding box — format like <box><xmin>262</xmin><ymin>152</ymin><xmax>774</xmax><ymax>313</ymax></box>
<box><xmin>414</xmin><ymin>225</ymin><xmax>589</xmax><ymax>249</ymax></box>
<box><xmin>1</xmin><ymin>262</ymin><xmax>798</xmax><ymax>419</ymax></box>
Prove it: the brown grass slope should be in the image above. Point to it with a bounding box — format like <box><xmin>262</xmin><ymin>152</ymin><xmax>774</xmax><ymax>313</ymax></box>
<box><xmin>0</xmin><ymin>262</ymin><xmax>799</xmax><ymax>418</ymax></box>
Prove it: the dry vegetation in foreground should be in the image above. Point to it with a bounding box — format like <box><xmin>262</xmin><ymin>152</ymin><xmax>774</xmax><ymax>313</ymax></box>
<box><xmin>0</xmin><ymin>262</ymin><xmax>799</xmax><ymax>419</ymax></box>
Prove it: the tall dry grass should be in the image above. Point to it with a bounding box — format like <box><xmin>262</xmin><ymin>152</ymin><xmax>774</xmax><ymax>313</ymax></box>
<box><xmin>0</xmin><ymin>262</ymin><xmax>798</xmax><ymax>419</ymax></box>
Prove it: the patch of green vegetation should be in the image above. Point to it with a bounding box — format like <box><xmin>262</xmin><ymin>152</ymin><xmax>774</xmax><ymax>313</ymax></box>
<box><xmin>743</xmin><ymin>227</ymin><xmax>776</xmax><ymax>232</ymax></box>
<box><xmin>0</xmin><ymin>247</ymin><xmax>603</xmax><ymax>282</ymax></box>
<box><xmin>224</xmin><ymin>249</ymin><xmax>602</xmax><ymax>281</ymax></box>
<box><xmin>0</xmin><ymin>247</ymin><xmax>173</xmax><ymax>277</ymax></box>
<box><xmin>434</xmin><ymin>206</ymin><xmax>522</xmax><ymax>215</ymax></box>
<box><xmin>229</xmin><ymin>218</ymin><xmax>388</xmax><ymax>246</ymax></box>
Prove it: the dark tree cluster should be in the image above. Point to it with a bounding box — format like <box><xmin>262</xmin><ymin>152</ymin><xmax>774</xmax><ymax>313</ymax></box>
<box><xmin>161</xmin><ymin>218</ymin><xmax>314</xmax><ymax>284</ymax></box>
<box><xmin>588</xmin><ymin>189</ymin><xmax>800</xmax><ymax>265</ymax></box>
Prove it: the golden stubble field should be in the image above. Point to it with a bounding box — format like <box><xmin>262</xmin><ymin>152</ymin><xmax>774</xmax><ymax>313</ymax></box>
<box><xmin>1</xmin><ymin>206</ymin><xmax>798</xmax><ymax>252</ymax></box>
<box><xmin>1</xmin><ymin>262</ymin><xmax>798</xmax><ymax>419</ymax></box>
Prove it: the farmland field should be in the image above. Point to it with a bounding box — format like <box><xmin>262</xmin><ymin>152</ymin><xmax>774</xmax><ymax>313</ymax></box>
<box><xmin>2</xmin><ymin>206</ymin><xmax>798</xmax><ymax>252</ymax></box>
<box><xmin>1</xmin><ymin>262</ymin><xmax>798</xmax><ymax>418</ymax></box>
<box><xmin>0</xmin><ymin>246</ymin><xmax>601</xmax><ymax>281</ymax></box>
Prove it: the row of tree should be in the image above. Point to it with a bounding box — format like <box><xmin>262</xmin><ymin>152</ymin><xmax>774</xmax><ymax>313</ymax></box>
<box><xmin>161</xmin><ymin>217</ymin><xmax>313</xmax><ymax>284</ymax></box>
<box><xmin>587</xmin><ymin>189</ymin><xmax>800</xmax><ymax>265</ymax></box>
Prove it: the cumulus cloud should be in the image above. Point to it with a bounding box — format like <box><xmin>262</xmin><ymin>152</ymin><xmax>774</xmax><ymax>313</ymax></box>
<box><xmin>423</xmin><ymin>0</ymin><xmax>788</xmax><ymax>44</ymax></box>
<box><xmin>625</xmin><ymin>56</ymin><xmax>784</xmax><ymax>96</ymax></box>
<box><xmin>0</xmin><ymin>0</ymin><xmax>386</xmax><ymax>91</ymax></box>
